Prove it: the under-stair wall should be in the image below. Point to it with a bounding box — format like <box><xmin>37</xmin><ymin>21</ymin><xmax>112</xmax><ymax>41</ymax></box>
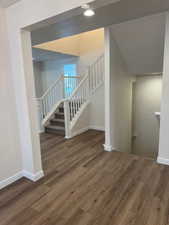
<box><xmin>70</xmin><ymin>104</ymin><xmax>90</xmax><ymax>137</ymax></box>
<box><xmin>89</xmin><ymin>84</ymin><xmax>105</xmax><ymax>131</ymax></box>
<box><xmin>75</xmin><ymin>31</ymin><xmax>105</xmax><ymax>133</ymax></box>
<box><xmin>70</xmin><ymin>83</ymin><xmax>105</xmax><ymax>138</ymax></box>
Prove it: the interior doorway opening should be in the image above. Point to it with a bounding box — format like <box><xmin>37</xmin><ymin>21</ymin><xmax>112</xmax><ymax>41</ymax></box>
<box><xmin>108</xmin><ymin>12</ymin><xmax>165</xmax><ymax>159</ymax></box>
<box><xmin>32</xmin><ymin>27</ymin><xmax>105</xmax><ymax>136</ymax></box>
<box><xmin>30</xmin><ymin>26</ymin><xmax>105</xmax><ymax>175</ymax></box>
<box><xmin>18</xmin><ymin>2</ymin><xmax>166</xmax><ymax>181</ymax></box>
<box><xmin>131</xmin><ymin>74</ymin><xmax>162</xmax><ymax>159</ymax></box>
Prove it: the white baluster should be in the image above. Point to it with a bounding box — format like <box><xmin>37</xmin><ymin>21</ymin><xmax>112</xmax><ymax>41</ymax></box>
<box><xmin>45</xmin><ymin>96</ymin><xmax>47</xmax><ymax>116</ymax></box>
<box><xmin>78</xmin><ymin>89</ymin><xmax>81</xmax><ymax>109</ymax></box>
<box><xmin>82</xmin><ymin>85</ymin><xmax>84</xmax><ymax>104</ymax></box>
<box><xmin>62</xmin><ymin>76</ymin><xmax>65</xmax><ymax>99</ymax></box>
<box><xmin>71</xmin><ymin>100</ymin><xmax>74</xmax><ymax>120</ymax></box>
<box><xmin>95</xmin><ymin>62</ymin><xmax>98</xmax><ymax>87</ymax></box>
<box><xmin>66</xmin><ymin>77</ymin><xmax>68</xmax><ymax>98</ymax></box>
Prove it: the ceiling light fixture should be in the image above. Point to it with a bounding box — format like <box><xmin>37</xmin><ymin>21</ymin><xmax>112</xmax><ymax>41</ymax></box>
<box><xmin>82</xmin><ymin>4</ymin><xmax>95</xmax><ymax>17</ymax></box>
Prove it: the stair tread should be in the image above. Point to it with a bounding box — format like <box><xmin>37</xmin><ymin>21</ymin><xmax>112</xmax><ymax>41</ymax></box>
<box><xmin>46</xmin><ymin>125</ymin><xmax>65</xmax><ymax>131</ymax></box>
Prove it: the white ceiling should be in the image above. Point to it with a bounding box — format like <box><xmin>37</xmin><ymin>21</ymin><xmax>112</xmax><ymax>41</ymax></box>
<box><xmin>0</xmin><ymin>0</ymin><xmax>119</xmax><ymax>8</ymax></box>
<box><xmin>33</xmin><ymin>28</ymin><xmax>104</xmax><ymax>56</ymax></box>
<box><xmin>111</xmin><ymin>13</ymin><xmax>166</xmax><ymax>74</ymax></box>
<box><xmin>0</xmin><ymin>0</ymin><xmax>21</xmax><ymax>7</ymax></box>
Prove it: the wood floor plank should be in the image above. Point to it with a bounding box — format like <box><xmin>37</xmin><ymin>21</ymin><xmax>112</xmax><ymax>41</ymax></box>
<box><xmin>0</xmin><ymin>130</ymin><xmax>169</xmax><ymax>225</ymax></box>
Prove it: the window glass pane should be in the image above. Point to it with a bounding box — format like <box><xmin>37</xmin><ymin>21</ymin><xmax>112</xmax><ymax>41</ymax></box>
<box><xmin>64</xmin><ymin>64</ymin><xmax>77</xmax><ymax>97</ymax></box>
<box><xmin>64</xmin><ymin>64</ymin><xmax>76</xmax><ymax>77</ymax></box>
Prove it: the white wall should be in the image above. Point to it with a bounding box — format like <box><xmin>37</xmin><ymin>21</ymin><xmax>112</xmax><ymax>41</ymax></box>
<box><xmin>132</xmin><ymin>75</ymin><xmax>162</xmax><ymax>158</ymax></box>
<box><xmin>33</xmin><ymin>61</ymin><xmax>43</xmax><ymax>98</ymax></box>
<box><xmin>78</xmin><ymin>48</ymin><xmax>104</xmax><ymax>75</ymax></box>
<box><xmin>110</xmin><ymin>13</ymin><xmax>165</xmax><ymax>74</ymax></box>
<box><xmin>0</xmin><ymin>8</ymin><xmax>22</xmax><ymax>187</ymax></box>
<box><xmin>40</xmin><ymin>60</ymin><xmax>62</xmax><ymax>94</ymax></box>
<box><xmin>71</xmin><ymin>104</ymin><xmax>90</xmax><ymax>137</ymax></box>
<box><xmin>77</xmin><ymin>29</ymin><xmax>105</xmax><ymax>130</ymax></box>
<box><xmin>77</xmin><ymin>29</ymin><xmax>104</xmax><ymax>75</ymax></box>
<box><xmin>104</xmin><ymin>28</ymin><xmax>133</xmax><ymax>153</ymax></box>
<box><xmin>2</xmin><ymin>0</ymin><xmax>96</xmax><ymax>187</ymax></box>
<box><xmin>158</xmin><ymin>12</ymin><xmax>169</xmax><ymax>165</ymax></box>
<box><xmin>89</xmin><ymin>85</ymin><xmax>105</xmax><ymax>130</ymax></box>
<box><xmin>33</xmin><ymin>57</ymin><xmax>78</xmax><ymax>97</ymax></box>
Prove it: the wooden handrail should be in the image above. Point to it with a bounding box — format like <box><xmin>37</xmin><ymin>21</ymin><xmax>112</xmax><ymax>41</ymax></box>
<box><xmin>64</xmin><ymin>76</ymin><xmax>81</xmax><ymax>79</ymax></box>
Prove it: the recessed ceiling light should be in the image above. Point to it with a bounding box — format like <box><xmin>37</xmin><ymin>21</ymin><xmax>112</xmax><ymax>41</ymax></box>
<box><xmin>82</xmin><ymin>4</ymin><xmax>95</xmax><ymax>17</ymax></box>
<box><xmin>84</xmin><ymin>9</ymin><xmax>95</xmax><ymax>17</ymax></box>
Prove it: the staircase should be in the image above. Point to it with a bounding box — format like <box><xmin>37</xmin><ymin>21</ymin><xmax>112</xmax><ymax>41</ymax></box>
<box><xmin>45</xmin><ymin>104</ymin><xmax>65</xmax><ymax>135</ymax></box>
<box><xmin>37</xmin><ymin>54</ymin><xmax>104</xmax><ymax>137</ymax></box>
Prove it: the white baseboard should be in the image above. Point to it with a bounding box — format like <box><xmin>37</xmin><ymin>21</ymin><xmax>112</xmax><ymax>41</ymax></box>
<box><xmin>22</xmin><ymin>170</ymin><xmax>44</xmax><ymax>182</ymax></box>
<box><xmin>39</xmin><ymin>130</ymin><xmax>44</xmax><ymax>134</ymax></box>
<box><xmin>89</xmin><ymin>126</ymin><xmax>105</xmax><ymax>131</ymax></box>
<box><xmin>65</xmin><ymin>136</ymin><xmax>71</xmax><ymax>139</ymax></box>
<box><xmin>157</xmin><ymin>157</ymin><xmax>169</xmax><ymax>166</ymax></box>
<box><xmin>0</xmin><ymin>170</ymin><xmax>44</xmax><ymax>190</ymax></box>
<box><xmin>103</xmin><ymin>144</ymin><xmax>115</xmax><ymax>152</ymax></box>
<box><xmin>0</xmin><ymin>171</ymin><xmax>23</xmax><ymax>190</ymax></box>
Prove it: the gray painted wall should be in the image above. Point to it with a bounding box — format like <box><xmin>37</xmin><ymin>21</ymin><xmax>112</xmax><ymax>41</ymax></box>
<box><xmin>111</xmin><ymin>13</ymin><xmax>165</xmax><ymax>74</ymax></box>
<box><xmin>132</xmin><ymin>75</ymin><xmax>162</xmax><ymax>158</ymax></box>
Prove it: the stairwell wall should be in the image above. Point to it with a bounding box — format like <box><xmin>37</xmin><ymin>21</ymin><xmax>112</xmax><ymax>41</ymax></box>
<box><xmin>158</xmin><ymin>12</ymin><xmax>169</xmax><ymax>165</ymax></box>
<box><xmin>77</xmin><ymin>29</ymin><xmax>104</xmax><ymax>76</ymax></box>
<box><xmin>89</xmin><ymin>85</ymin><xmax>105</xmax><ymax>131</ymax></box>
<box><xmin>77</xmin><ymin>29</ymin><xmax>105</xmax><ymax>131</ymax></box>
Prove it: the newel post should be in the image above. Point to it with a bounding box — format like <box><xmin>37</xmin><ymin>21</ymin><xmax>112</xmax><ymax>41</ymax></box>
<box><xmin>64</xmin><ymin>100</ymin><xmax>71</xmax><ymax>139</ymax></box>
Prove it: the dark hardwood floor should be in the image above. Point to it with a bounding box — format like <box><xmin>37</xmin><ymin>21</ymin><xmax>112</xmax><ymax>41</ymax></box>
<box><xmin>0</xmin><ymin>130</ymin><xmax>169</xmax><ymax>225</ymax></box>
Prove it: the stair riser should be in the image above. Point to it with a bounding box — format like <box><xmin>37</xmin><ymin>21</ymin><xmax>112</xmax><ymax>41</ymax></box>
<box><xmin>55</xmin><ymin>114</ymin><xmax>64</xmax><ymax>119</ymax></box>
<box><xmin>59</xmin><ymin>108</ymin><xmax>64</xmax><ymax>113</ymax></box>
<box><xmin>50</xmin><ymin>121</ymin><xmax>65</xmax><ymax>127</ymax></box>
